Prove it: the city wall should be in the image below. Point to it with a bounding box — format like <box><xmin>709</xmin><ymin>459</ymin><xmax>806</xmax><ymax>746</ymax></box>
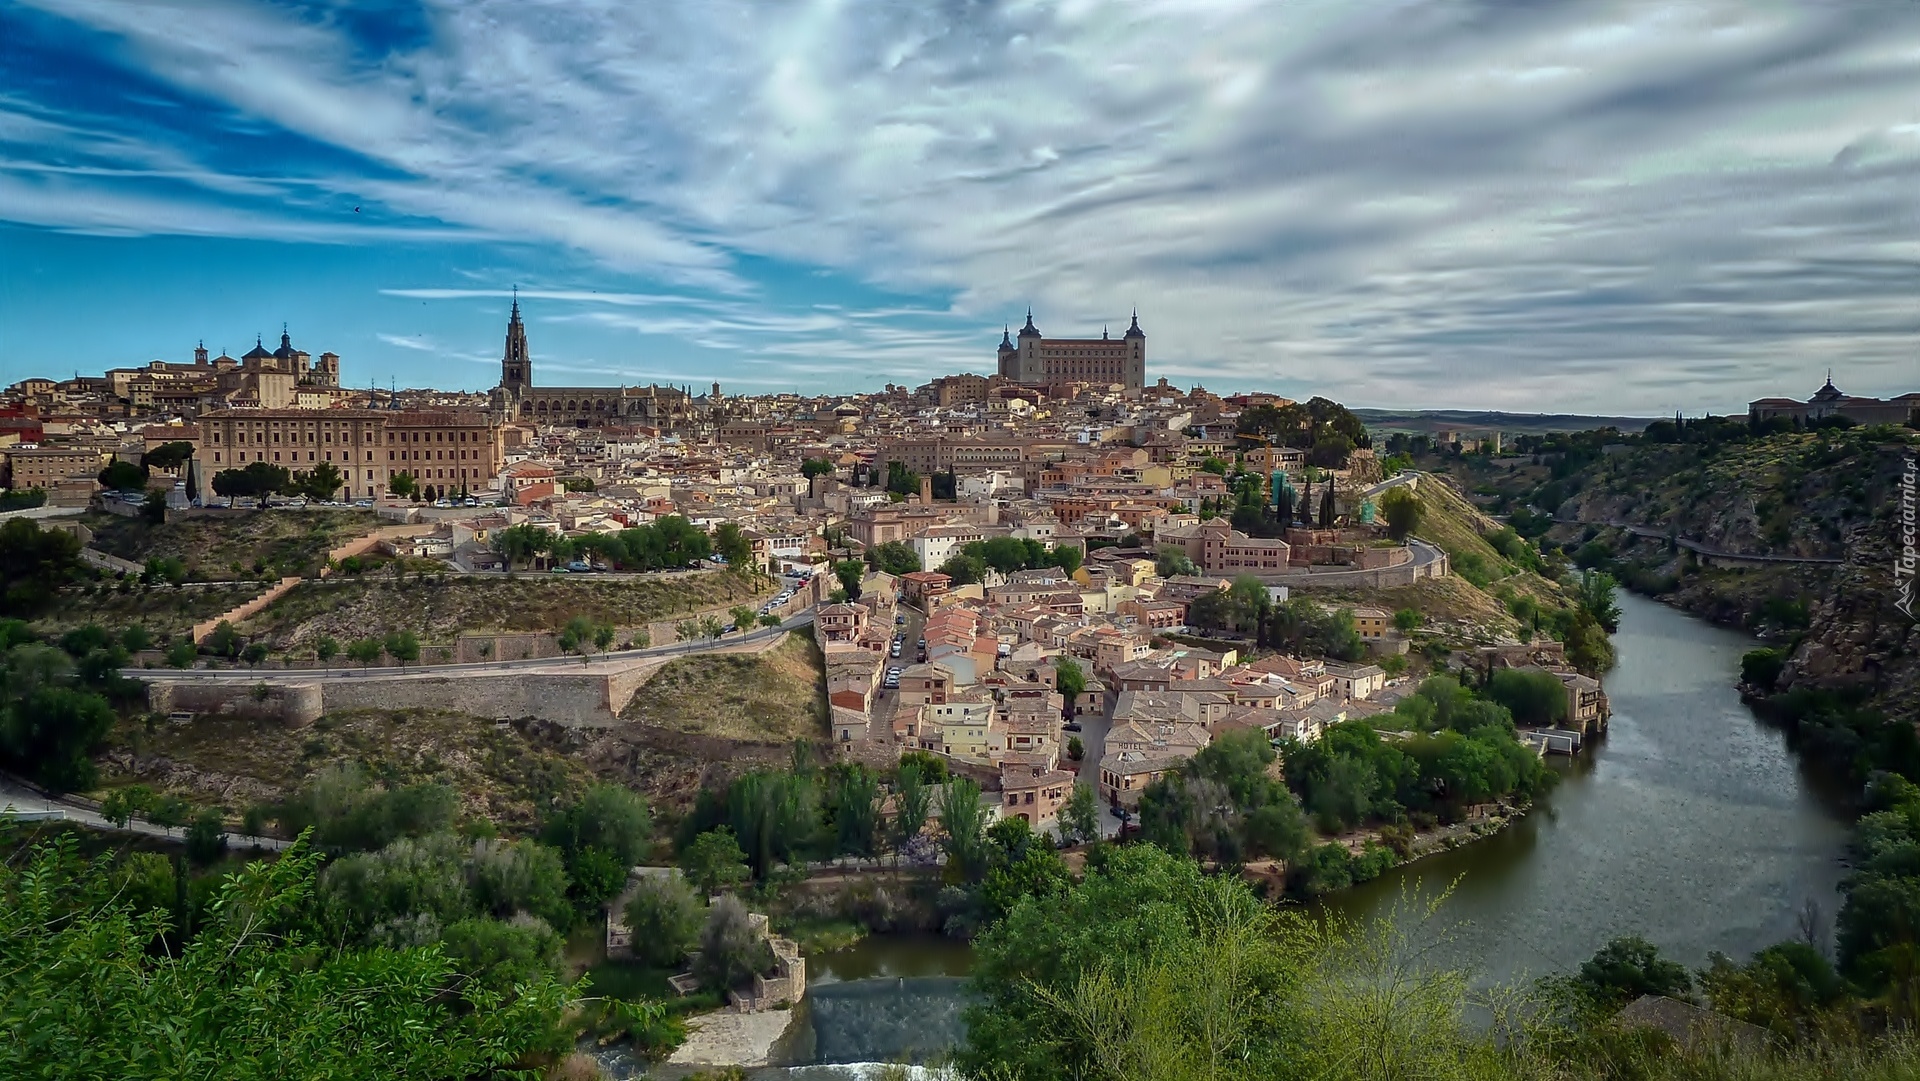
<box><xmin>149</xmin><ymin>681</ymin><xmax>324</xmax><ymax>728</ymax></box>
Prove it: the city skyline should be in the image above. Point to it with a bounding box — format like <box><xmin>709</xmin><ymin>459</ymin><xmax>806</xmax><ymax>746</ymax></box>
<box><xmin>4</xmin><ymin>1</ymin><xmax>1920</xmax><ymax>412</ymax></box>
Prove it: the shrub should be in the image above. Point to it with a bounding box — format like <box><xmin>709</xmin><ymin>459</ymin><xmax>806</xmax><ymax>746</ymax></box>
<box><xmin>622</xmin><ymin>874</ymin><xmax>705</xmax><ymax>969</ymax></box>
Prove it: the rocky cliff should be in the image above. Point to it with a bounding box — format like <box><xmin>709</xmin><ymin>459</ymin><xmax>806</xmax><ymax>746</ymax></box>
<box><xmin>1776</xmin><ymin>496</ymin><xmax>1918</xmax><ymax>720</ymax></box>
<box><xmin>1547</xmin><ymin>431</ymin><xmax>1914</xmax><ymax>717</ymax></box>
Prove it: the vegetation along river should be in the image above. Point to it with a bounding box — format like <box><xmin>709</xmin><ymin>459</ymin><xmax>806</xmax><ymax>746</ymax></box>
<box><xmin>713</xmin><ymin>589</ymin><xmax>1857</xmax><ymax>1077</ymax></box>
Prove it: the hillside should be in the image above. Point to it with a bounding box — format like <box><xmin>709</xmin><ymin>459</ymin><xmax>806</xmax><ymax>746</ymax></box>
<box><xmin>81</xmin><ymin>509</ymin><xmax>379</xmax><ymax>579</ymax></box>
<box><xmin>1354</xmin><ymin>407</ymin><xmax>1655</xmax><ymax>436</ymax></box>
<box><xmin>101</xmin><ymin>707</ymin><xmax>598</xmax><ymax>829</ymax></box>
<box><xmin>238</xmin><ymin>571</ymin><xmax>771</xmax><ymax>649</ymax></box>
<box><xmin>1503</xmin><ymin>424</ymin><xmax>1915</xmax><ymax>718</ymax></box>
<box><xmin>618</xmin><ymin>631</ymin><xmax>828</xmax><ymax>743</ymax></box>
<box><xmin>1289</xmin><ymin>472</ymin><xmax>1608</xmax><ymax>670</ymax></box>
<box><xmin>32</xmin><ymin>581</ymin><xmax>270</xmax><ymax>639</ymax></box>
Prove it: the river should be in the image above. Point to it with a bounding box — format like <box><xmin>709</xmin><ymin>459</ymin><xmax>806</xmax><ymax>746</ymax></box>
<box><xmin>687</xmin><ymin>590</ymin><xmax>1856</xmax><ymax>1076</ymax></box>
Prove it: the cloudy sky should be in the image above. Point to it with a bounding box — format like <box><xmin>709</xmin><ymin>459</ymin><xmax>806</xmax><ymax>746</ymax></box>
<box><xmin>2</xmin><ymin>0</ymin><xmax>1917</xmax><ymax>413</ymax></box>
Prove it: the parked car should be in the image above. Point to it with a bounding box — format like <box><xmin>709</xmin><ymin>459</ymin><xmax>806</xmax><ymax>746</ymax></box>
<box><xmin>895</xmin><ymin>614</ymin><xmax>906</xmax><ymax>625</ymax></box>
<box><xmin>889</xmin><ymin>643</ymin><xmax>902</xmax><ymax>658</ymax></box>
<box><xmin>1063</xmin><ymin>721</ymin><xmax>1083</xmax><ymax>733</ymax></box>
<box><xmin>566</xmin><ymin>561</ymin><xmax>593</xmax><ymax>573</ymax></box>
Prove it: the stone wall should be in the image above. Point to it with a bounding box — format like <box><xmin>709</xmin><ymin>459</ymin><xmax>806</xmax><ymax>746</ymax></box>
<box><xmin>148</xmin><ymin>680</ymin><xmax>323</xmax><ymax>728</ymax></box>
<box><xmin>192</xmin><ymin>576</ymin><xmax>302</xmax><ymax>643</ymax></box>
<box><xmin>319</xmin><ymin>668</ymin><xmax>633</xmax><ymax>727</ymax></box>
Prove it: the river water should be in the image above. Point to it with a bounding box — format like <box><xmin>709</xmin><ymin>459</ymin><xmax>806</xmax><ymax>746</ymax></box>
<box><xmin>688</xmin><ymin>591</ymin><xmax>1856</xmax><ymax>1076</ymax></box>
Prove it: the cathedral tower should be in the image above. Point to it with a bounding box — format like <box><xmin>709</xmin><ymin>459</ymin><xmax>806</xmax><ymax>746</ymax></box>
<box><xmin>501</xmin><ymin>289</ymin><xmax>531</xmax><ymax>395</ymax></box>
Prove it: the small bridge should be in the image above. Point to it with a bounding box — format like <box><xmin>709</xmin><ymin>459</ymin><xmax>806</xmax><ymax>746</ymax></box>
<box><xmin>1554</xmin><ymin>518</ymin><xmax>1846</xmax><ymax>569</ymax></box>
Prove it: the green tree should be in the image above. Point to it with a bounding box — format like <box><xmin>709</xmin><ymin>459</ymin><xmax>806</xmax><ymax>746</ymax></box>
<box><xmin>557</xmin><ymin>615</ymin><xmax>595</xmax><ymax>663</ymax></box>
<box><xmin>1380</xmin><ymin>485</ymin><xmax>1422</xmax><ymax>541</ymax></box>
<box><xmin>729</xmin><ymin>606</ymin><xmax>758</xmax><ymax>633</ymax></box>
<box><xmin>1741</xmin><ymin>647</ymin><xmax>1787</xmax><ymax>693</ymax></box>
<box><xmin>833</xmin><ymin>559</ymin><xmax>865</xmax><ymax>599</ymax></box>
<box><xmin>298</xmin><ymin>460</ymin><xmax>345</xmax><ymax>501</ymax></box>
<box><xmin>938</xmin><ymin>775</ymin><xmax>993</xmax><ymax>881</ymax></box>
<box><xmin>0</xmin><ymin>685</ymin><xmax>116</xmax><ymax>792</ymax></box>
<box><xmin>695</xmin><ymin>894</ymin><xmax>775</xmax><ymax>994</ymax></box>
<box><xmin>1393</xmin><ymin>608</ymin><xmax>1422</xmax><ymax>632</ymax></box>
<box><xmin>184</xmin><ymin>808</ymin><xmax>230</xmax><ymax>867</ymax></box>
<box><xmin>313</xmin><ymin>635</ymin><xmax>340</xmax><ymax>667</ymax></box>
<box><xmin>828</xmin><ymin>764</ymin><xmax>884</xmax><ymax>859</ymax></box>
<box><xmin>389</xmin><ymin>471</ymin><xmax>419</xmax><ymax>499</ymax></box>
<box><xmin>540</xmin><ymin>784</ymin><xmax>652</xmax><ymax>869</ymax></box>
<box><xmin>0</xmin><ymin>836</ymin><xmax>574</xmax><ymax>1080</ymax></box>
<box><xmin>891</xmin><ymin>759</ymin><xmax>935</xmax><ymax>866</ymax></box>
<box><xmin>622</xmin><ymin>874</ymin><xmax>705</xmax><ymax>968</ymax></box>
<box><xmin>204</xmin><ymin>621</ymin><xmax>241</xmax><ymax>659</ymax></box>
<box><xmin>100</xmin><ymin>785</ymin><xmax>153</xmax><ymax>829</ymax></box>
<box><xmin>346</xmin><ymin>638</ymin><xmax>383</xmax><ymax>668</ymax></box>
<box><xmin>98</xmin><ymin>459</ymin><xmax>150</xmax><ymax>492</ymax></box>
<box><xmin>240</xmin><ymin>642</ymin><xmax>269</xmax><ymax>668</ymax></box>
<box><xmin>960</xmin><ymin>844</ymin><xmax>1306</xmax><ymax>1081</ymax></box>
<box><xmin>165</xmin><ymin>639</ymin><xmax>197</xmax><ymax>669</ymax></box>
<box><xmin>679</xmin><ymin>827</ymin><xmax>751</xmax><ymax>897</ymax></box>
<box><xmin>711</xmin><ymin>522</ymin><xmax>754</xmax><ymax>567</ymax></box>
<box><xmin>142</xmin><ymin>440</ymin><xmax>195</xmax><ymax>473</ymax></box>
<box><xmin>491</xmin><ymin>523</ymin><xmax>550</xmax><ymax>571</ymax></box>
<box><xmin>1577</xmin><ymin>570</ymin><xmax>1622</xmax><ymax>633</ymax></box>
<box><xmin>1059</xmin><ymin>781</ymin><xmax>1102</xmax><ymax>845</ymax></box>
<box><xmin>1486</xmin><ymin>667</ymin><xmax>1569</xmax><ymax>727</ymax></box>
<box><xmin>801</xmin><ymin>458</ymin><xmax>836</xmax><ymax>480</ymax></box>
<box><xmin>1566</xmin><ymin>935</ymin><xmax>1693</xmax><ymax>1010</ymax></box>
<box><xmin>1054</xmin><ymin>656</ymin><xmax>1087</xmax><ymax>719</ymax></box>
<box><xmin>1154</xmin><ymin>544</ymin><xmax>1199</xmax><ymax>579</ymax></box>
<box><xmin>382</xmin><ymin>630</ymin><xmax>421</xmax><ymax>668</ymax></box>
<box><xmin>438</xmin><ymin>915</ymin><xmax>565</xmax><ymax>998</ymax></box>
<box><xmin>868</xmin><ymin>541</ymin><xmax>921</xmax><ymax>576</ymax></box>
<box><xmin>147</xmin><ymin>795</ymin><xmax>190</xmax><ymax>834</ymax></box>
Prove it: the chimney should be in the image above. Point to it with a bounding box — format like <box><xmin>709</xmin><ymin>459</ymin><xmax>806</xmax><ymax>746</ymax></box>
<box><xmin>919</xmin><ymin>476</ymin><xmax>933</xmax><ymax>505</ymax></box>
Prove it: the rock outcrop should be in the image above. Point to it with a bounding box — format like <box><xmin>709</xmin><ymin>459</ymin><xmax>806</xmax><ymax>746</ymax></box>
<box><xmin>1776</xmin><ymin>508</ymin><xmax>1919</xmax><ymax>719</ymax></box>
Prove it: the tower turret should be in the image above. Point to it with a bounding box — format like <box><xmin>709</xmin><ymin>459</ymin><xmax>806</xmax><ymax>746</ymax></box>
<box><xmin>501</xmin><ymin>287</ymin><xmax>531</xmax><ymax>396</ymax></box>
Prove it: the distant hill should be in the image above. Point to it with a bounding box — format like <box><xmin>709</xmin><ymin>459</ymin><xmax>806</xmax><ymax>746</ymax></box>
<box><xmin>1352</xmin><ymin>408</ymin><xmax>1657</xmax><ymax>436</ymax></box>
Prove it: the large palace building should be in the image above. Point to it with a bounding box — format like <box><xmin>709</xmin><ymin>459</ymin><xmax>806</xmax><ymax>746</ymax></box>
<box><xmin>492</xmin><ymin>295</ymin><xmax>709</xmax><ymax>427</ymax></box>
<box><xmin>996</xmin><ymin>309</ymin><xmax>1146</xmax><ymax>394</ymax></box>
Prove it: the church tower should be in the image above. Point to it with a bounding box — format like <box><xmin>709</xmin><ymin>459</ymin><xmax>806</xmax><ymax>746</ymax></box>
<box><xmin>501</xmin><ymin>289</ymin><xmax>531</xmax><ymax>396</ymax></box>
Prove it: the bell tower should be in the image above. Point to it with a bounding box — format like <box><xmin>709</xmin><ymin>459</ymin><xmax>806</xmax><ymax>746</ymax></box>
<box><xmin>501</xmin><ymin>286</ymin><xmax>531</xmax><ymax>396</ymax></box>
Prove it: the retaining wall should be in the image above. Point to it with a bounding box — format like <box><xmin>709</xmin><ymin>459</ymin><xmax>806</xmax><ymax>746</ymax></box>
<box><xmin>318</xmin><ymin>667</ymin><xmax>642</xmax><ymax>727</ymax></box>
<box><xmin>149</xmin><ymin>681</ymin><xmax>323</xmax><ymax>728</ymax></box>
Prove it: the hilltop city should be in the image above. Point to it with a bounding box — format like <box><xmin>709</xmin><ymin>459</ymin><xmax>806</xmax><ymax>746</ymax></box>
<box><xmin>2</xmin><ymin>295</ymin><xmax>1916</xmax><ymax>1075</ymax></box>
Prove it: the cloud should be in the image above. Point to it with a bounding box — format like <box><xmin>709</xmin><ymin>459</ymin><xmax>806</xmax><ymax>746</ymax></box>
<box><xmin>7</xmin><ymin>0</ymin><xmax>1920</xmax><ymax>408</ymax></box>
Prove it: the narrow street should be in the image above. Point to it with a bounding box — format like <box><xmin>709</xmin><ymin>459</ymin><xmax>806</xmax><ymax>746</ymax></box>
<box><xmin>867</xmin><ymin>600</ymin><xmax>925</xmax><ymax>746</ymax></box>
<box><xmin>1070</xmin><ymin>700</ymin><xmax>1128</xmax><ymax>839</ymax></box>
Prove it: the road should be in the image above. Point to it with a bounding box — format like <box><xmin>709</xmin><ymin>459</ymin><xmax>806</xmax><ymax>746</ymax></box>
<box><xmin>0</xmin><ymin>777</ymin><xmax>291</xmax><ymax>852</ymax></box>
<box><xmin>1549</xmin><ymin>516</ymin><xmax>1845</xmax><ymax>566</ymax></box>
<box><xmin>868</xmin><ymin>601</ymin><xmax>924</xmax><ymax>744</ymax></box>
<box><xmin>1068</xmin><ymin>704</ymin><xmax>1127</xmax><ymax>839</ymax></box>
<box><xmin>128</xmin><ymin>609</ymin><xmax>817</xmax><ymax>684</ymax></box>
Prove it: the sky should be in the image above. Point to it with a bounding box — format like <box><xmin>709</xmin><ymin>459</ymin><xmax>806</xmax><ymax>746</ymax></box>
<box><xmin>2</xmin><ymin>0</ymin><xmax>1918</xmax><ymax>415</ymax></box>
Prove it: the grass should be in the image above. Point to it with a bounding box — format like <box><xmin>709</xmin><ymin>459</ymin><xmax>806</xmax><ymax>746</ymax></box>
<box><xmin>1312</xmin><ymin>575</ymin><xmax>1521</xmax><ymax>639</ymax></box>
<box><xmin>33</xmin><ymin>581</ymin><xmax>271</xmax><ymax>639</ymax></box>
<box><xmin>620</xmin><ymin>632</ymin><xmax>828</xmax><ymax>743</ymax></box>
<box><xmin>80</xmin><ymin>509</ymin><xmax>380</xmax><ymax>580</ymax></box>
<box><xmin>99</xmin><ymin>708</ymin><xmax>596</xmax><ymax>827</ymax></box>
<box><xmin>240</xmin><ymin>571</ymin><xmax>773</xmax><ymax>649</ymax></box>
